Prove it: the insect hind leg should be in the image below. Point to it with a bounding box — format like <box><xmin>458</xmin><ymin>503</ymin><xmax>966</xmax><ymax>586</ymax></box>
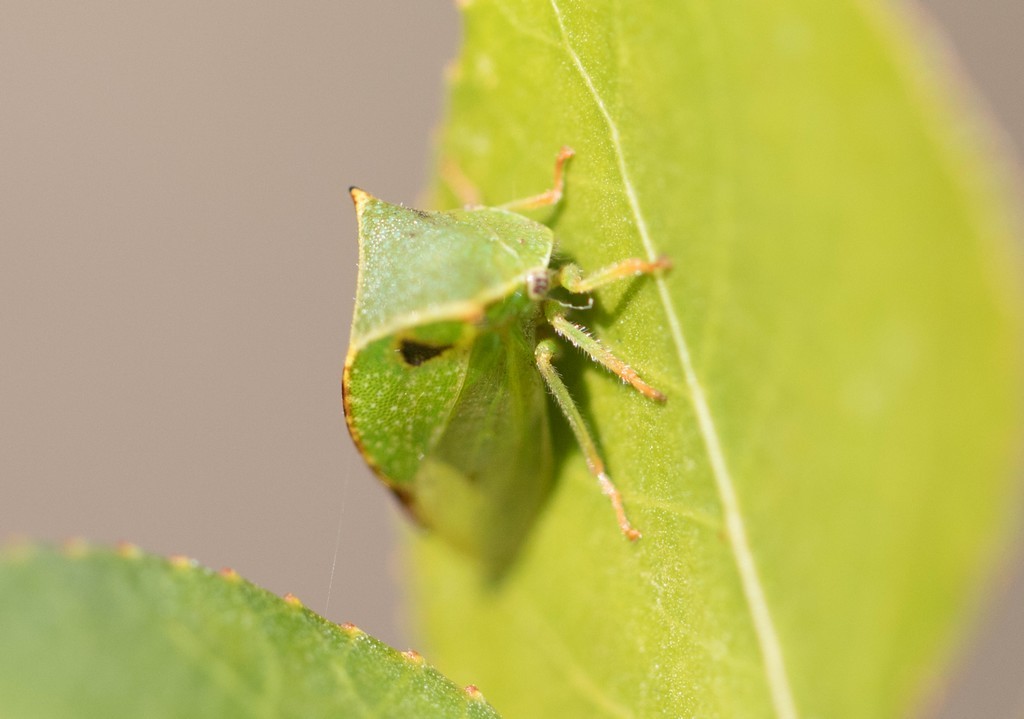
<box><xmin>546</xmin><ymin>309</ymin><xmax>666</xmax><ymax>402</ymax></box>
<box><xmin>534</xmin><ymin>339</ymin><xmax>641</xmax><ymax>541</ymax></box>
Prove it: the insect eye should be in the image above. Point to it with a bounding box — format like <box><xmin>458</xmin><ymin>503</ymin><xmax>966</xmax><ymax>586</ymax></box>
<box><xmin>398</xmin><ymin>339</ymin><xmax>454</xmax><ymax>367</ymax></box>
<box><xmin>526</xmin><ymin>269</ymin><xmax>550</xmax><ymax>300</ymax></box>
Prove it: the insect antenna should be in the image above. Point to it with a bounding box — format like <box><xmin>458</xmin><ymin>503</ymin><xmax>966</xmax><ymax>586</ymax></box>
<box><xmin>552</xmin><ymin>296</ymin><xmax>595</xmax><ymax>311</ymax></box>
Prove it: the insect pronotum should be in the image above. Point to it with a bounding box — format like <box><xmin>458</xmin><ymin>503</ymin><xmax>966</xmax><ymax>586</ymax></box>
<box><xmin>343</xmin><ymin>147</ymin><xmax>667</xmax><ymax>570</ymax></box>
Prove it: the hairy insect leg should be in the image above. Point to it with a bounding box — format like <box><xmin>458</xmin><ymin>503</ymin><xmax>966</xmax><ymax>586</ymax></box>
<box><xmin>557</xmin><ymin>256</ymin><xmax>671</xmax><ymax>295</ymax></box>
<box><xmin>535</xmin><ymin>339</ymin><xmax>641</xmax><ymax>541</ymax></box>
<box><xmin>546</xmin><ymin>307</ymin><xmax>666</xmax><ymax>402</ymax></box>
<box><xmin>498</xmin><ymin>146</ymin><xmax>575</xmax><ymax>211</ymax></box>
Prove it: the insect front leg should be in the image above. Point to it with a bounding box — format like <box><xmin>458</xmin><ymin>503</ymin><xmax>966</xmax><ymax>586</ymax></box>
<box><xmin>544</xmin><ymin>303</ymin><xmax>665</xmax><ymax>402</ymax></box>
<box><xmin>556</xmin><ymin>256</ymin><xmax>671</xmax><ymax>295</ymax></box>
<box><xmin>534</xmin><ymin>339</ymin><xmax>641</xmax><ymax>541</ymax></box>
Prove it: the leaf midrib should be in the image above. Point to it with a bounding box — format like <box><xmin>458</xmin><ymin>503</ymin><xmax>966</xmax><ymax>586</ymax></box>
<box><xmin>547</xmin><ymin>1</ymin><xmax>799</xmax><ymax>716</ymax></box>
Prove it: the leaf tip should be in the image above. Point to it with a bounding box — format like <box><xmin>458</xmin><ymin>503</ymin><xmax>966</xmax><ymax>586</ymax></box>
<box><xmin>167</xmin><ymin>554</ymin><xmax>195</xmax><ymax>570</ymax></box>
<box><xmin>402</xmin><ymin>649</ymin><xmax>425</xmax><ymax>664</ymax></box>
<box><xmin>218</xmin><ymin>566</ymin><xmax>241</xmax><ymax>582</ymax></box>
<box><xmin>464</xmin><ymin>684</ymin><xmax>486</xmax><ymax>701</ymax></box>
<box><xmin>115</xmin><ymin>541</ymin><xmax>142</xmax><ymax>559</ymax></box>
<box><xmin>338</xmin><ymin>622</ymin><xmax>363</xmax><ymax>637</ymax></box>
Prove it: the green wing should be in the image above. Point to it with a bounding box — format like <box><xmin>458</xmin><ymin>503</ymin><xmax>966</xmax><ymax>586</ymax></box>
<box><xmin>349</xmin><ymin>190</ymin><xmax>554</xmax><ymax>348</ymax></box>
<box><xmin>343</xmin><ymin>320</ymin><xmax>472</xmax><ymax>489</ymax></box>
<box><xmin>344</xmin><ymin>312</ymin><xmax>554</xmax><ymax>573</ymax></box>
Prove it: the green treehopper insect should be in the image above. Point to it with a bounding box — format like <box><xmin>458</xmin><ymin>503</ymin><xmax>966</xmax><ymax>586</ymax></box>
<box><xmin>343</xmin><ymin>148</ymin><xmax>668</xmax><ymax>571</ymax></box>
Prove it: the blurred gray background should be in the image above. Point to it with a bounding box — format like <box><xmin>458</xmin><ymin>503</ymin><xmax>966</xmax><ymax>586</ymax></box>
<box><xmin>0</xmin><ymin>2</ymin><xmax>1019</xmax><ymax>715</ymax></box>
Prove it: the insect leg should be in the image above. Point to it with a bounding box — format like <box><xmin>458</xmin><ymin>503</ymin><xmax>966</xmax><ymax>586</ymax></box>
<box><xmin>557</xmin><ymin>256</ymin><xmax>671</xmax><ymax>295</ymax></box>
<box><xmin>498</xmin><ymin>146</ymin><xmax>575</xmax><ymax>211</ymax></box>
<box><xmin>546</xmin><ymin>308</ymin><xmax>666</xmax><ymax>402</ymax></box>
<box><xmin>535</xmin><ymin>339</ymin><xmax>641</xmax><ymax>541</ymax></box>
<box><xmin>439</xmin><ymin>156</ymin><xmax>483</xmax><ymax>208</ymax></box>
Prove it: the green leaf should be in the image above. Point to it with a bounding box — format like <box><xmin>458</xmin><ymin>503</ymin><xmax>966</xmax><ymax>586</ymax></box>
<box><xmin>411</xmin><ymin>1</ymin><xmax>1024</xmax><ymax>717</ymax></box>
<box><xmin>0</xmin><ymin>544</ymin><xmax>501</xmax><ymax>719</ymax></box>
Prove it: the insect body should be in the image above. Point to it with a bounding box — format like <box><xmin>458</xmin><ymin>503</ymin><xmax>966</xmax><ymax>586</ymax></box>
<box><xmin>343</xmin><ymin>148</ymin><xmax>667</xmax><ymax>571</ymax></box>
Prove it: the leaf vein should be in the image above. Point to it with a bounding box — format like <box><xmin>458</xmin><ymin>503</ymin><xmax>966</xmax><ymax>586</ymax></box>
<box><xmin>547</xmin><ymin>2</ymin><xmax>799</xmax><ymax>717</ymax></box>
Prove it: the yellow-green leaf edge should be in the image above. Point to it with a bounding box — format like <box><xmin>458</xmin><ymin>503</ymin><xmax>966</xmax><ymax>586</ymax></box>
<box><xmin>0</xmin><ymin>544</ymin><xmax>501</xmax><ymax>719</ymax></box>
<box><xmin>410</xmin><ymin>1</ymin><xmax>1024</xmax><ymax>718</ymax></box>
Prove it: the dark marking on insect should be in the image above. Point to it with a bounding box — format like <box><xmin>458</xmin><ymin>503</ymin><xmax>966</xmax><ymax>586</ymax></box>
<box><xmin>398</xmin><ymin>340</ymin><xmax>453</xmax><ymax>366</ymax></box>
<box><xmin>526</xmin><ymin>269</ymin><xmax>550</xmax><ymax>300</ymax></box>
